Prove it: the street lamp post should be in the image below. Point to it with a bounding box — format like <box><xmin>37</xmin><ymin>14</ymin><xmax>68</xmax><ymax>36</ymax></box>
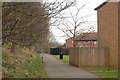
<box><xmin>41</xmin><ymin>31</ymin><xmax>44</xmax><ymax>63</ymax></box>
<box><xmin>41</xmin><ymin>42</ymin><xmax>43</xmax><ymax>63</ymax></box>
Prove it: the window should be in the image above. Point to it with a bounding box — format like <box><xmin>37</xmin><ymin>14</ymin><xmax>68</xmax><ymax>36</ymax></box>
<box><xmin>84</xmin><ymin>41</ymin><xmax>91</xmax><ymax>45</ymax></box>
<box><xmin>79</xmin><ymin>45</ymin><xmax>85</xmax><ymax>47</ymax></box>
<box><xmin>76</xmin><ymin>41</ymin><xmax>79</xmax><ymax>45</ymax></box>
<box><xmin>72</xmin><ymin>41</ymin><xmax>73</xmax><ymax>43</ymax></box>
<box><xmin>94</xmin><ymin>41</ymin><xmax>98</xmax><ymax>45</ymax></box>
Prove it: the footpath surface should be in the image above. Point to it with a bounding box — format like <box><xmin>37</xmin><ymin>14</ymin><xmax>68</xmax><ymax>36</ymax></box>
<box><xmin>44</xmin><ymin>54</ymin><xmax>99</xmax><ymax>78</ymax></box>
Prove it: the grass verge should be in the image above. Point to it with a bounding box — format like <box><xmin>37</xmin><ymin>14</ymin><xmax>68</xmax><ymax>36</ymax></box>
<box><xmin>52</xmin><ymin>55</ymin><xmax>69</xmax><ymax>63</ymax></box>
<box><xmin>80</xmin><ymin>66</ymin><xmax>119</xmax><ymax>78</ymax></box>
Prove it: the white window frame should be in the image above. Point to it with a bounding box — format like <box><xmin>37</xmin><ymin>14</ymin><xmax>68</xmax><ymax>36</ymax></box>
<box><xmin>84</xmin><ymin>41</ymin><xmax>90</xmax><ymax>45</ymax></box>
<box><xmin>76</xmin><ymin>41</ymin><xmax>79</xmax><ymax>45</ymax></box>
<box><xmin>94</xmin><ymin>41</ymin><xmax>98</xmax><ymax>45</ymax></box>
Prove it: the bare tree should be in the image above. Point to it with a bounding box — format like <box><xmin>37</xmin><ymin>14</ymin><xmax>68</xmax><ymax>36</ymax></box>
<box><xmin>2</xmin><ymin>1</ymin><xmax>76</xmax><ymax>52</ymax></box>
<box><xmin>56</xmin><ymin>4</ymin><xmax>96</xmax><ymax>47</ymax></box>
<box><xmin>2</xmin><ymin>2</ymin><xmax>49</xmax><ymax>52</ymax></box>
<box><xmin>48</xmin><ymin>31</ymin><xmax>59</xmax><ymax>47</ymax></box>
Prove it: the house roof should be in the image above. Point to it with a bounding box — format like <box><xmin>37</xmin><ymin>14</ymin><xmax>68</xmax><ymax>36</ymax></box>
<box><xmin>65</xmin><ymin>35</ymin><xmax>79</xmax><ymax>41</ymax></box>
<box><xmin>94</xmin><ymin>0</ymin><xmax>110</xmax><ymax>10</ymax></box>
<box><xmin>75</xmin><ymin>33</ymin><xmax>97</xmax><ymax>41</ymax></box>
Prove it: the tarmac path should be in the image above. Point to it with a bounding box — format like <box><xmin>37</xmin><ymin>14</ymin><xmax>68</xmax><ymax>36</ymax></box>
<box><xmin>44</xmin><ymin>54</ymin><xmax>99</xmax><ymax>78</ymax></box>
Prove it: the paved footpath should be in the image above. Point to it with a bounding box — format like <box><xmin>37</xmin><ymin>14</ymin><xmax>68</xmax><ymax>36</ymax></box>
<box><xmin>44</xmin><ymin>54</ymin><xmax>99</xmax><ymax>78</ymax></box>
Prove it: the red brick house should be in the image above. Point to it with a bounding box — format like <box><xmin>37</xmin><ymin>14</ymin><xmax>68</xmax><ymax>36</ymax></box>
<box><xmin>65</xmin><ymin>33</ymin><xmax>98</xmax><ymax>47</ymax></box>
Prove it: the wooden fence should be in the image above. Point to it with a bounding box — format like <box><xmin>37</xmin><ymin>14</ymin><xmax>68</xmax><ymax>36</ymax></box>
<box><xmin>61</xmin><ymin>48</ymin><xmax>69</xmax><ymax>55</ymax></box>
<box><xmin>69</xmin><ymin>47</ymin><xmax>109</xmax><ymax>67</ymax></box>
<box><xmin>50</xmin><ymin>48</ymin><xmax>69</xmax><ymax>55</ymax></box>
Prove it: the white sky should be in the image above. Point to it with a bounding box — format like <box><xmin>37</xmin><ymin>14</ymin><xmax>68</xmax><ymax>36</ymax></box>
<box><xmin>50</xmin><ymin>0</ymin><xmax>106</xmax><ymax>44</ymax></box>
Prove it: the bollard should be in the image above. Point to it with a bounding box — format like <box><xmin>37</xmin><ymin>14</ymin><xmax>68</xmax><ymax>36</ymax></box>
<box><xmin>59</xmin><ymin>52</ymin><xmax>63</xmax><ymax>59</ymax></box>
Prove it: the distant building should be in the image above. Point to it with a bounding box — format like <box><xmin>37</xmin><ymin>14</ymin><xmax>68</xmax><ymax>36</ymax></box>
<box><xmin>65</xmin><ymin>35</ymin><xmax>79</xmax><ymax>48</ymax></box>
<box><xmin>65</xmin><ymin>33</ymin><xmax>98</xmax><ymax>48</ymax></box>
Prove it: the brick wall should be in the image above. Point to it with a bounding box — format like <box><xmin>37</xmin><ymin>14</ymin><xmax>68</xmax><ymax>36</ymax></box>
<box><xmin>118</xmin><ymin>2</ymin><xmax>120</xmax><ymax>70</ymax></box>
<box><xmin>66</xmin><ymin>38</ymin><xmax>73</xmax><ymax>47</ymax></box>
<box><xmin>97</xmin><ymin>2</ymin><xmax>118</xmax><ymax>68</ymax></box>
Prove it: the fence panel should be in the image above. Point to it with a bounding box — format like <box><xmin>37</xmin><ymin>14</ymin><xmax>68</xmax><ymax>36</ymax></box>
<box><xmin>50</xmin><ymin>48</ymin><xmax>61</xmax><ymax>55</ymax></box>
<box><xmin>69</xmin><ymin>47</ymin><xmax>109</xmax><ymax>67</ymax></box>
<box><xmin>61</xmin><ymin>48</ymin><xmax>69</xmax><ymax>55</ymax></box>
<box><xmin>69</xmin><ymin>48</ymin><xmax>75</xmax><ymax>65</ymax></box>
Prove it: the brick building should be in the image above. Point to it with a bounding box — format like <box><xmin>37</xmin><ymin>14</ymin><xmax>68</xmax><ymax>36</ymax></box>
<box><xmin>65</xmin><ymin>35</ymin><xmax>79</xmax><ymax>48</ymax></box>
<box><xmin>65</xmin><ymin>33</ymin><xmax>98</xmax><ymax>48</ymax></box>
<box><xmin>95</xmin><ymin>0</ymin><xmax>119</xmax><ymax>68</ymax></box>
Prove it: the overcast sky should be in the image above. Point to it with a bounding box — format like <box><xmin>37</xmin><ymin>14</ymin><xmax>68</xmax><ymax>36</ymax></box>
<box><xmin>50</xmin><ymin>0</ymin><xmax>106</xmax><ymax>44</ymax></box>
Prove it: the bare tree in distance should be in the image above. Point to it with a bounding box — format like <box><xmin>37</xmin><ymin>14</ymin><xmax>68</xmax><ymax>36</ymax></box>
<box><xmin>55</xmin><ymin>3</ymin><xmax>96</xmax><ymax>47</ymax></box>
<box><xmin>47</xmin><ymin>31</ymin><xmax>59</xmax><ymax>48</ymax></box>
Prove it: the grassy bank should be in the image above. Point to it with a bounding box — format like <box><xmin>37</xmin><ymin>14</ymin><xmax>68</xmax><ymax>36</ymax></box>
<box><xmin>52</xmin><ymin>55</ymin><xmax>119</xmax><ymax>78</ymax></box>
<box><xmin>2</xmin><ymin>45</ymin><xmax>47</xmax><ymax>78</ymax></box>
<box><xmin>52</xmin><ymin>55</ymin><xmax>69</xmax><ymax>63</ymax></box>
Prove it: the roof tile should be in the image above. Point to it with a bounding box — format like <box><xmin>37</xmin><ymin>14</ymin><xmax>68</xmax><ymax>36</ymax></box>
<box><xmin>75</xmin><ymin>33</ymin><xmax>97</xmax><ymax>41</ymax></box>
